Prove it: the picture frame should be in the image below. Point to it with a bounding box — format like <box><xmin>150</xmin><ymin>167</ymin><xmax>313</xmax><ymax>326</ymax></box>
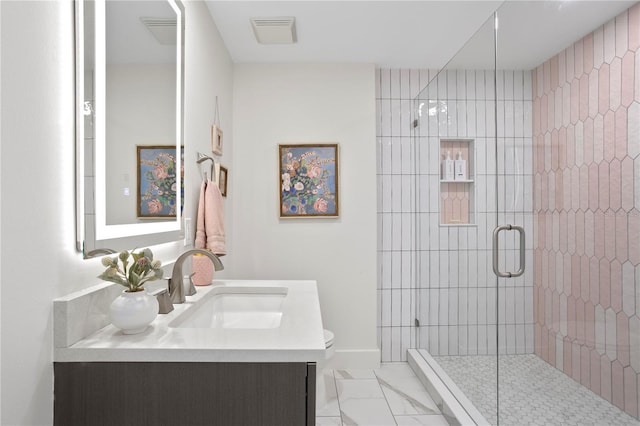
<box><xmin>279</xmin><ymin>143</ymin><xmax>339</xmax><ymax>218</ymax></box>
<box><xmin>211</xmin><ymin>125</ymin><xmax>223</xmax><ymax>156</ymax></box>
<box><xmin>137</xmin><ymin>145</ymin><xmax>183</xmax><ymax>218</ymax></box>
<box><xmin>219</xmin><ymin>165</ymin><xmax>228</xmax><ymax>197</ymax></box>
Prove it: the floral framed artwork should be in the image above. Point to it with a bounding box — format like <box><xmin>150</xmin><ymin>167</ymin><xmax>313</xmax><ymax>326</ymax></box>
<box><xmin>137</xmin><ymin>145</ymin><xmax>183</xmax><ymax>218</ymax></box>
<box><xmin>279</xmin><ymin>143</ymin><xmax>339</xmax><ymax>218</ymax></box>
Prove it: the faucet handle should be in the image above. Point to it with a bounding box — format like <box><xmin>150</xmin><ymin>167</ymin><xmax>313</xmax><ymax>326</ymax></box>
<box><xmin>150</xmin><ymin>287</ymin><xmax>174</xmax><ymax>314</ymax></box>
<box><xmin>163</xmin><ymin>276</ymin><xmax>172</xmax><ymax>292</ymax></box>
<box><xmin>185</xmin><ymin>273</ymin><xmax>197</xmax><ymax>297</ymax></box>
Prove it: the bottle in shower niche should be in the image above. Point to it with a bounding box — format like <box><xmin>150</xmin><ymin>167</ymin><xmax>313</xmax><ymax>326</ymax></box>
<box><xmin>442</xmin><ymin>151</ymin><xmax>454</xmax><ymax>181</ymax></box>
<box><xmin>454</xmin><ymin>151</ymin><xmax>467</xmax><ymax>180</ymax></box>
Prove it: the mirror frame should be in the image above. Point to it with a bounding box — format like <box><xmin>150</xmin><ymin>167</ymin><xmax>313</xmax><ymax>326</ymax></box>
<box><xmin>76</xmin><ymin>0</ymin><xmax>184</xmax><ymax>256</ymax></box>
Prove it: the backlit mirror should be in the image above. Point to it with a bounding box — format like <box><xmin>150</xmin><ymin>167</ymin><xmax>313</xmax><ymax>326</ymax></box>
<box><xmin>76</xmin><ymin>0</ymin><xmax>184</xmax><ymax>257</ymax></box>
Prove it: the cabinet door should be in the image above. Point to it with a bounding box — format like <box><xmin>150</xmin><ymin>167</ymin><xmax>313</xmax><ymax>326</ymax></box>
<box><xmin>55</xmin><ymin>362</ymin><xmax>316</xmax><ymax>426</ymax></box>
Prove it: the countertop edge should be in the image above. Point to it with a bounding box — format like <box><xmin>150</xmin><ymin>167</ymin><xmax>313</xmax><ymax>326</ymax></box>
<box><xmin>54</xmin><ymin>347</ymin><xmax>325</xmax><ymax>363</ymax></box>
<box><xmin>53</xmin><ymin>279</ymin><xmax>326</xmax><ymax>364</ymax></box>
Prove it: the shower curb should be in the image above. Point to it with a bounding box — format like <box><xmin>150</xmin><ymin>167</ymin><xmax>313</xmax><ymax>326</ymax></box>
<box><xmin>407</xmin><ymin>349</ymin><xmax>490</xmax><ymax>426</ymax></box>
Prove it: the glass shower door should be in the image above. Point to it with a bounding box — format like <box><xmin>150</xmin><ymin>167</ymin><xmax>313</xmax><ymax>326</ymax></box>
<box><xmin>492</xmin><ymin>4</ymin><xmax>535</xmax><ymax>425</ymax></box>
<box><xmin>413</xmin><ymin>10</ymin><xmax>502</xmax><ymax>424</ymax></box>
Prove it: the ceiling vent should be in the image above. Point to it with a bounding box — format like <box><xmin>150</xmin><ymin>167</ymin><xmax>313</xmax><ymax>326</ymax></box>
<box><xmin>250</xmin><ymin>17</ymin><xmax>296</xmax><ymax>44</ymax></box>
<box><xmin>140</xmin><ymin>17</ymin><xmax>177</xmax><ymax>45</ymax></box>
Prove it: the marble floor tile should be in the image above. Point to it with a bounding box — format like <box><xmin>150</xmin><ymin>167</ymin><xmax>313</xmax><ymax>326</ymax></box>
<box><xmin>339</xmin><ymin>398</ymin><xmax>397</xmax><ymax>426</ymax></box>
<box><xmin>375</xmin><ymin>364</ymin><xmax>440</xmax><ymax>415</ymax></box>
<box><xmin>316</xmin><ymin>364</ymin><xmax>447</xmax><ymax>426</ymax></box>
<box><xmin>316</xmin><ymin>416</ymin><xmax>343</xmax><ymax>426</ymax></box>
<box><xmin>336</xmin><ymin>375</ymin><xmax>396</xmax><ymax>425</ymax></box>
<box><xmin>375</xmin><ymin>362</ymin><xmax>417</xmax><ymax>378</ymax></box>
<box><xmin>394</xmin><ymin>414</ymin><xmax>450</xmax><ymax>425</ymax></box>
<box><xmin>378</xmin><ymin>379</ymin><xmax>440</xmax><ymax>416</ymax></box>
<box><xmin>317</xmin><ymin>369</ymin><xmax>341</xmax><ymax>417</ymax></box>
<box><xmin>335</xmin><ymin>369</ymin><xmax>378</xmax><ymax>380</ymax></box>
<box><xmin>336</xmin><ymin>378</ymin><xmax>386</xmax><ymax>399</ymax></box>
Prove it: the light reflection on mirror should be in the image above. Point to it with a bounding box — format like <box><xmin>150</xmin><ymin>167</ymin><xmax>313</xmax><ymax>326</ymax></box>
<box><xmin>76</xmin><ymin>0</ymin><xmax>184</xmax><ymax>257</ymax></box>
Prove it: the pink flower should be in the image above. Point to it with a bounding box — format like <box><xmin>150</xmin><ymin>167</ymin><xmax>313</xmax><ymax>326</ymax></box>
<box><xmin>153</xmin><ymin>166</ymin><xmax>168</xmax><ymax>180</ymax></box>
<box><xmin>306</xmin><ymin>165</ymin><xmax>322</xmax><ymax>179</ymax></box>
<box><xmin>147</xmin><ymin>199</ymin><xmax>163</xmax><ymax>214</ymax></box>
<box><xmin>313</xmin><ymin>198</ymin><xmax>328</xmax><ymax>213</ymax></box>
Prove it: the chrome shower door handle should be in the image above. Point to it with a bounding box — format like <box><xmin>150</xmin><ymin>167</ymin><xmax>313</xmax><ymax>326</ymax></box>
<box><xmin>492</xmin><ymin>224</ymin><xmax>526</xmax><ymax>278</ymax></box>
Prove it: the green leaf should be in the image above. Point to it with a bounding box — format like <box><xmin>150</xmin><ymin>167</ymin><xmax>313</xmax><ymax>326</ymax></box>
<box><xmin>129</xmin><ymin>270</ymin><xmax>140</xmax><ymax>287</ymax></box>
<box><xmin>97</xmin><ymin>273</ymin><xmax>128</xmax><ymax>287</ymax></box>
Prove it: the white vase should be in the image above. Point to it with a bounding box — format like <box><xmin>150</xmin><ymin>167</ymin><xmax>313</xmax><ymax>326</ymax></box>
<box><xmin>109</xmin><ymin>289</ymin><xmax>159</xmax><ymax>334</ymax></box>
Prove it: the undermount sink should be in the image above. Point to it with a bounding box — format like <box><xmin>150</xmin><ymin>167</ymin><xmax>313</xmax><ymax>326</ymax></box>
<box><xmin>169</xmin><ymin>286</ymin><xmax>288</xmax><ymax>329</ymax></box>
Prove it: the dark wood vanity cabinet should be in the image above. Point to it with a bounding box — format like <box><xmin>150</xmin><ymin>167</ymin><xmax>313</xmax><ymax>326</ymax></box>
<box><xmin>54</xmin><ymin>361</ymin><xmax>316</xmax><ymax>426</ymax></box>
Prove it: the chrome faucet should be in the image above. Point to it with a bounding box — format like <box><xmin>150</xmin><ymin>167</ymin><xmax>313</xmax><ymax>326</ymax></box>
<box><xmin>168</xmin><ymin>249</ymin><xmax>224</xmax><ymax>304</ymax></box>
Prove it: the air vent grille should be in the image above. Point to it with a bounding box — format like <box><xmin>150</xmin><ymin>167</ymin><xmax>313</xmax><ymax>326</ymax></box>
<box><xmin>250</xmin><ymin>17</ymin><xmax>296</xmax><ymax>44</ymax></box>
<box><xmin>140</xmin><ymin>17</ymin><xmax>177</xmax><ymax>45</ymax></box>
<box><xmin>252</xmin><ymin>19</ymin><xmax>294</xmax><ymax>27</ymax></box>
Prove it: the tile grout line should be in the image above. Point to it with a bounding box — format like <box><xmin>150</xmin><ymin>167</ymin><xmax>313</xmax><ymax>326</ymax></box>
<box><xmin>372</xmin><ymin>369</ymin><xmax>400</xmax><ymax>426</ymax></box>
<box><xmin>330</xmin><ymin>369</ymin><xmax>345</xmax><ymax>426</ymax></box>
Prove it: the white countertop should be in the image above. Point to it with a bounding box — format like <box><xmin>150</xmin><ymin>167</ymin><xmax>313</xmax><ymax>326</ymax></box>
<box><xmin>54</xmin><ymin>280</ymin><xmax>326</xmax><ymax>363</ymax></box>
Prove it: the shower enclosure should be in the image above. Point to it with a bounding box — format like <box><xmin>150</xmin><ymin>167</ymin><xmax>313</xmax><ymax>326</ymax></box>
<box><xmin>377</xmin><ymin>1</ymin><xmax>640</xmax><ymax>424</ymax></box>
<box><xmin>411</xmin><ymin>10</ymin><xmax>522</xmax><ymax>424</ymax></box>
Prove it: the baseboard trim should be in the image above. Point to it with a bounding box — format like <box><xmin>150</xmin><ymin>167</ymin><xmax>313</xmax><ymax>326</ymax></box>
<box><xmin>326</xmin><ymin>349</ymin><xmax>381</xmax><ymax>370</ymax></box>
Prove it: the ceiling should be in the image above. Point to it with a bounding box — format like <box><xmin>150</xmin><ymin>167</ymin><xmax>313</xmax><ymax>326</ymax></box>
<box><xmin>107</xmin><ymin>1</ymin><xmax>178</xmax><ymax>64</ymax></box>
<box><xmin>205</xmin><ymin>1</ymin><xmax>636</xmax><ymax>70</ymax></box>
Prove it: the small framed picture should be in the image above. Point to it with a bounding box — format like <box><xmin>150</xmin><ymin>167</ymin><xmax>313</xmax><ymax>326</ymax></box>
<box><xmin>219</xmin><ymin>165</ymin><xmax>228</xmax><ymax>197</ymax></box>
<box><xmin>211</xmin><ymin>125</ymin><xmax>223</xmax><ymax>156</ymax></box>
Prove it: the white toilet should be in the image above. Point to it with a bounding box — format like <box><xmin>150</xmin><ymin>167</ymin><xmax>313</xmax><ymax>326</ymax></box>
<box><xmin>316</xmin><ymin>329</ymin><xmax>335</xmax><ymax>409</ymax></box>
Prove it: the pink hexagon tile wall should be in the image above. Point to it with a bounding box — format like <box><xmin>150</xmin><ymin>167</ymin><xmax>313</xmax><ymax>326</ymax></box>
<box><xmin>533</xmin><ymin>3</ymin><xmax>640</xmax><ymax>420</ymax></box>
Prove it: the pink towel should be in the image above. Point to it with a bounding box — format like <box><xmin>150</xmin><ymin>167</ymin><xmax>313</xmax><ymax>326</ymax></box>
<box><xmin>194</xmin><ymin>181</ymin><xmax>207</xmax><ymax>249</ymax></box>
<box><xmin>204</xmin><ymin>179</ymin><xmax>226</xmax><ymax>256</ymax></box>
<box><xmin>195</xmin><ymin>179</ymin><xmax>226</xmax><ymax>256</ymax></box>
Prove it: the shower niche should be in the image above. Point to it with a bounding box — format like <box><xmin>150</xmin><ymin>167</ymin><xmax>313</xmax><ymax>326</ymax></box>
<box><xmin>439</xmin><ymin>139</ymin><xmax>474</xmax><ymax>225</ymax></box>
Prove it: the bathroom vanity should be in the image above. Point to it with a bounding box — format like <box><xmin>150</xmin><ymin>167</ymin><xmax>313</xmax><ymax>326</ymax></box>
<box><xmin>54</xmin><ymin>361</ymin><xmax>315</xmax><ymax>425</ymax></box>
<box><xmin>53</xmin><ymin>280</ymin><xmax>325</xmax><ymax>426</ymax></box>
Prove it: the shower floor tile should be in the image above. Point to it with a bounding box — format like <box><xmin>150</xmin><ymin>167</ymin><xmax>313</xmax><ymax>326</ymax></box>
<box><xmin>433</xmin><ymin>354</ymin><xmax>640</xmax><ymax>426</ymax></box>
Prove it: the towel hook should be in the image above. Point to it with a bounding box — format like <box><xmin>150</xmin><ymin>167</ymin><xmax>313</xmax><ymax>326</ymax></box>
<box><xmin>196</xmin><ymin>152</ymin><xmax>215</xmax><ymax>181</ymax></box>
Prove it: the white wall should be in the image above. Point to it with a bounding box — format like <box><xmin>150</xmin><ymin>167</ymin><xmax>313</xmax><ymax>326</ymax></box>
<box><xmin>183</xmin><ymin>0</ymin><xmax>234</xmax><ymax>274</ymax></box>
<box><xmin>232</xmin><ymin>63</ymin><xmax>379</xmax><ymax>367</ymax></box>
<box><xmin>1</xmin><ymin>3</ymin><xmax>77</xmax><ymax>423</ymax></box>
<box><xmin>105</xmin><ymin>63</ymin><xmax>176</xmax><ymax>225</ymax></box>
<box><xmin>0</xmin><ymin>1</ymin><xmax>233</xmax><ymax>424</ymax></box>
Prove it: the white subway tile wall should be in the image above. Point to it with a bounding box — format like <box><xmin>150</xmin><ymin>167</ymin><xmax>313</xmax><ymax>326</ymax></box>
<box><xmin>376</xmin><ymin>68</ymin><xmax>534</xmax><ymax>361</ymax></box>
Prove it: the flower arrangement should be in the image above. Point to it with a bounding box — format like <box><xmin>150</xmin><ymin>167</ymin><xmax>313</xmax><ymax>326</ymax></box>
<box><xmin>98</xmin><ymin>248</ymin><xmax>164</xmax><ymax>292</ymax></box>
